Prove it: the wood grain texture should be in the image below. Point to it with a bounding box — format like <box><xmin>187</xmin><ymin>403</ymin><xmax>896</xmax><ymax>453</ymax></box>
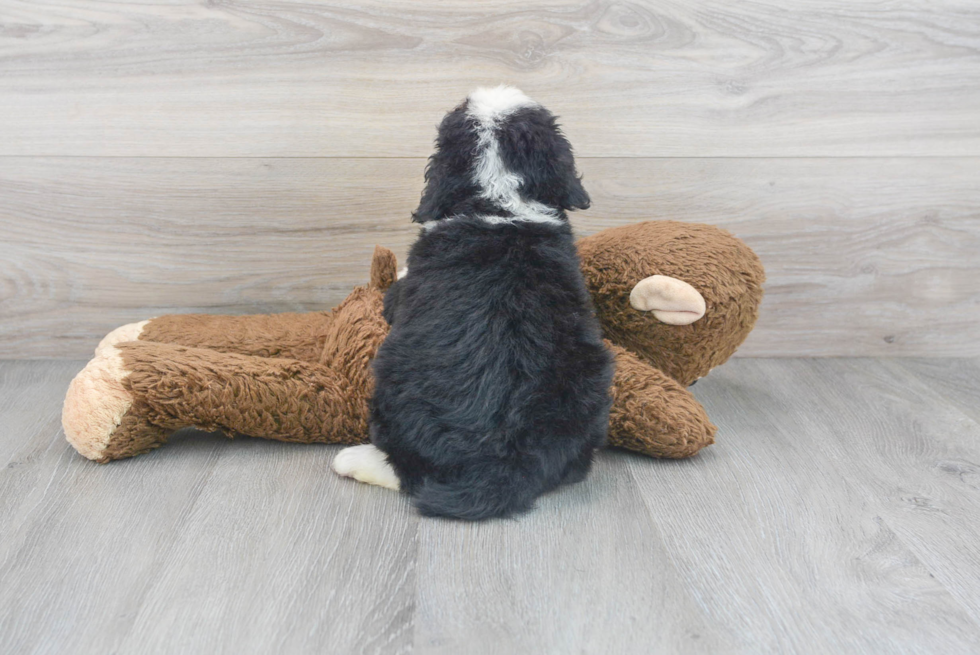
<box><xmin>0</xmin><ymin>374</ymin><xmax>417</xmax><ymax>653</ymax></box>
<box><xmin>112</xmin><ymin>442</ymin><xmax>417</xmax><ymax>655</ymax></box>
<box><xmin>2</xmin><ymin>1</ymin><xmax>979</xmax><ymax>157</ymax></box>
<box><xmin>2</xmin><ymin>156</ymin><xmax>977</xmax><ymax>358</ymax></box>
<box><xmin>0</xmin><ymin>361</ymin><xmax>77</xmax><ymax>466</ymax></box>
<box><xmin>716</xmin><ymin>358</ymin><xmax>980</xmax><ymax>626</ymax></box>
<box><xmin>4</xmin><ymin>359</ymin><xmax>980</xmax><ymax>653</ymax></box>
<box><xmin>629</xmin><ymin>361</ymin><xmax>980</xmax><ymax>653</ymax></box>
<box><xmin>0</xmin><ymin>157</ymin><xmax>421</xmax><ymax>358</ymax></box>
<box><xmin>891</xmin><ymin>358</ymin><xmax>980</xmax><ymax>424</ymax></box>
<box><xmin>579</xmin><ymin>157</ymin><xmax>980</xmax><ymax>357</ymax></box>
<box><xmin>413</xmin><ymin>452</ymin><xmax>722</xmax><ymax>654</ymax></box>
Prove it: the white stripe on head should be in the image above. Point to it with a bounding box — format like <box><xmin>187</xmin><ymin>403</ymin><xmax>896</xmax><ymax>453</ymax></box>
<box><xmin>465</xmin><ymin>86</ymin><xmax>562</xmax><ymax>227</ymax></box>
<box><xmin>467</xmin><ymin>85</ymin><xmax>537</xmax><ymax>123</ymax></box>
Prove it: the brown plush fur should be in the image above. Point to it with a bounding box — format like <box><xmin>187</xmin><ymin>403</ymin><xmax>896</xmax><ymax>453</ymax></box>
<box><xmin>63</xmin><ymin>225</ymin><xmax>763</xmax><ymax>462</ymax></box>
<box><xmin>139</xmin><ymin>311</ymin><xmax>332</xmax><ymax>362</ymax></box>
<box><xmin>606</xmin><ymin>342</ymin><xmax>716</xmax><ymax>458</ymax></box>
<box><xmin>84</xmin><ymin>248</ymin><xmax>396</xmax><ymax>462</ymax></box>
<box><xmin>579</xmin><ymin>222</ymin><xmax>765</xmax><ymax>386</ymax></box>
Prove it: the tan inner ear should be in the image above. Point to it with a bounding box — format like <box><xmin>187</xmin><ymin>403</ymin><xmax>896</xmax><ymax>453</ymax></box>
<box><xmin>629</xmin><ymin>275</ymin><xmax>706</xmax><ymax>325</ymax></box>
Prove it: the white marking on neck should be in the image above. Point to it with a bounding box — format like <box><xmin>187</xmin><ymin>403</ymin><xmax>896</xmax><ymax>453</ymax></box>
<box><xmin>420</xmin><ymin>213</ymin><xmax>564</xmax><ymax>232</ymax></box>
<box><xmin>421</xmin><ymin>214</ymin><xmax>463</xmax><ymax>231</ymax></box>
<box><xmin>464</xmin><ymin>85</ymin><xmax>563</xmax><ymax>227</ymax></box>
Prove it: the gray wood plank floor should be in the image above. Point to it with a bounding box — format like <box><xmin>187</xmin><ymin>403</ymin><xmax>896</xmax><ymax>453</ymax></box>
<box><xmin>2</xmin><ymin>358</ymin><xmax>980</xmax><ymax>654</ymax></box>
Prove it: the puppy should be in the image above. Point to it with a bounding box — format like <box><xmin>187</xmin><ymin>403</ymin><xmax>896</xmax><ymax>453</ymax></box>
<box><xmin>333</xmin><ymin>86</ymin><xmax>614</xmax><ymax>520</ymax></box>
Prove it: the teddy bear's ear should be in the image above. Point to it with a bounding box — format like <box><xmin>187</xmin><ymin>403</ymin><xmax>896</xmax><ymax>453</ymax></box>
<box><xmin>369</xmin><ymin>246</ymin><xmax>397</xmax><ymax>291</ymax></box>
<box><xmin>629</xmin><ymin>275</ymin><xmax>706</xmax><ymax>325</ymax></box>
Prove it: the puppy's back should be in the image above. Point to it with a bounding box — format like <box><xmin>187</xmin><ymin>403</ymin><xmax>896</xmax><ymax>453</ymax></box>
<box><xmin>374</xmin><ymin>219</ymin><xmax>613</xmax><ymax>519</ymax></box>
<box><xmin>371</xmin><ymin>86</ymin><xmax>612</xmax><ymax>520</ymax></box>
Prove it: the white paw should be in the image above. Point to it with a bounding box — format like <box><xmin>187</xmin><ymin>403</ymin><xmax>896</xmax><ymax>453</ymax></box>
<box><xmin>62</xmin><ymin>345</ymin><xmax>133</xmax><ymax>462</ymax></box>
<box><xmin>331</xmin><ymin>444</ymin><xmax>400</xmax><ymax>491</ymax></box>
<box><xmin>95</xmin><ymin>320</ymin><xmax>150</xmax><ymax>356</ymax></box>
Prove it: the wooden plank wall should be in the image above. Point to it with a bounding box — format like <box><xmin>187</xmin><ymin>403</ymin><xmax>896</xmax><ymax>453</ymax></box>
<box><xmin>1</xmin><ymin>0</ymin><xmax>978</xmax><ymax>358</ymax></box>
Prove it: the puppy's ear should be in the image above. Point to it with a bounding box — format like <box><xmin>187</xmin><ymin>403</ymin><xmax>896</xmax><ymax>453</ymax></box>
<box><xmin>561</xmin><ymin>173</ymin><xmax>591</xmax><ymax>211</ymax></box>
<box><xmin>412</xmin><ymin>105</ymin><xmax>480</xmax><ymax>223</ymax></box>
<box><xmin>497</xmin><ymin>108</ymin><xmax>591</xmax><ymax>212</ymax></box>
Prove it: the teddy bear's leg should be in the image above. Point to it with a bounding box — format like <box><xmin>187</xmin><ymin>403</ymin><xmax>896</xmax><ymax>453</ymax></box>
<box><xmin>63</xmin><ymin>340</ymin><xmax>370</xmax><ymax>463</ymax></box>
<box><xmin>62</xmin><ymin>345</ymin><xmax>170</xmax><ymax>462</ymax></box>
<box><xmin>95</xmin><ymin>246</ymin><xmax>400</xmax><ymax>362</ymax></box>
<box><xmin>96</xmin><ymin>312</ymin><xmax>333</xmax><ymax>362</ymax></box>
<box><xmin>606</xmin><ymin>342</ymin><xmax>717</xmax><ymax>458</ymax></box>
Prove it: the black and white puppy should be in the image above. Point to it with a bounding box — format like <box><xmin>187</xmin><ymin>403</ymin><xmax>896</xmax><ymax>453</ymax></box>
<box><xmin>332</xmin><ymin>86</ymin><xmax>614</xmax><ymax>520</ymax></box>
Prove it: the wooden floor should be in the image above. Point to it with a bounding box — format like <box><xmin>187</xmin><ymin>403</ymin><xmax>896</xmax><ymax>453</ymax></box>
<box><xmin>2</xmin><ymin>358</ymin><xmax>980</xmax><ymax>654</ymax></box>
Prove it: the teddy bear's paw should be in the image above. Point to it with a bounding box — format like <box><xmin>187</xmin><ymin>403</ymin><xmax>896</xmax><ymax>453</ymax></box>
<box><xmin>63</xmin><ymin>345</ymin><xmax>134</xmax><ymax>462</ymax></box>
<box><xmin>332</xmin><ymin>444</ymin><xmax>401</xmax><ymax>491</ymax></box>
<box><xmin>95</xmin><ymin>320</ymin><xmax>151</xmax><ymax>356</ymax></box>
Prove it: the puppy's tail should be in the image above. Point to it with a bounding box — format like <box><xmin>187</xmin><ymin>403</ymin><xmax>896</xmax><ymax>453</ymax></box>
<box><xmin>414</xmin><ymin>461</ymin><xmax>541</xmax><ymax>521</ymax></box>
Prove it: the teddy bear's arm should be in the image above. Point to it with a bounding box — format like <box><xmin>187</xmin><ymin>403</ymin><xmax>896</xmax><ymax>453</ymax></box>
<box><xmin>63</xmin><ymin>339</ymin><xmax>370</xmax><ymax>462</ymax></box>
<box><xmin>605</xmin><ymin>341</ymin><xmax>716</xmax><ymax>458</ymax></box>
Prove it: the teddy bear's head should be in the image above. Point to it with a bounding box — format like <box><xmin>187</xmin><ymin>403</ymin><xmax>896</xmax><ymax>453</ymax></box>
<box><xmin>577</xmin><ymin>221</ymin><xmax>765</xmax><ymax>386</ymax></box>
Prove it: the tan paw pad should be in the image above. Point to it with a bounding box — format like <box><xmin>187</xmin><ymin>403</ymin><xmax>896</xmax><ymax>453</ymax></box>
<box><xmin>62</xmin><ymin>346</ymin><xmax>134</xmax><ymax>461</ymax></box>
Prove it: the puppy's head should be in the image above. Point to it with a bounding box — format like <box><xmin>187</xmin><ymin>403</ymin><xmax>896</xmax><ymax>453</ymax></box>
<box><xmin>413</xmin><ymin>86</ymin><xmax>590</xmax><ymax>224</ymax></box>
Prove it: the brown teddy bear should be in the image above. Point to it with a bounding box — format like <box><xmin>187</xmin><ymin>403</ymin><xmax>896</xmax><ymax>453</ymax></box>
<box><xmin>62</xmin><ymin>221</ymin><xmax>764</xmax><ymax>464</ymax></box>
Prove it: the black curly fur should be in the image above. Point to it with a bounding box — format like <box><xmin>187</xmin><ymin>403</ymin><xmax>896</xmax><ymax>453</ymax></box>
<box><xmin>371</xmin><ymin>92</ymin><xmax>613</xmax><ymax>520</ymax></box>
